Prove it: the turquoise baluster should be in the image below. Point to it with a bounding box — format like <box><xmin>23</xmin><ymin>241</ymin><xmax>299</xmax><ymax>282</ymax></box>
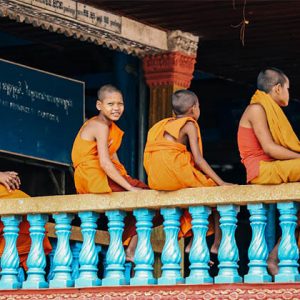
<box><xmin>102</xmin><ymin>210</ymin><xmax>127</xmax><ymax>286</ymax></box>
<box><xmin>215</xmin><ymin>204</ymin><xmax>242</xmax><ymax>283</ymax></box>
<box><xmin>0</xmin><ymin>215</ymin><xmax>22</xmax><ymax>289</ymax></box>
<box><xmin>158</xmin><ymin>208</ymin><xmax>184</xmax><ymax>285</ymax></box>
<box><xmin>23</xmin><ymin>214</ymin><xmax>49</xmax><ymax>289</ymax></box>
<box><xmin>275</xmin><ymin>202</ymin><xmax>300</xmax><ymax>282</ymax></box>
<box><xmin>47</xmin><ymin>239</ymin><xmax>57</xmax><ymax>281</ymax></box>
<box><xmin>71</xmin><ymin>242</ymin><xmax>82</xmax><ymax>280</ymax></box>
<box><xmin>75</xmin><ymin>211</ymin><xmax>101</xmax><ymax>287</ymax></box>
<box><xmin>130</xmin><ymin>208</ymin><xmax>156</xmax><ymax>285</ymax></box>
<box><xmin>49</xmin><ymin>213</ymin><xmax>74</xmax><ymax>288</ymax></box>
<box><xmin>186</xmin><ymin>206</ymin><xmax>212</xmax><ymax>284</ymax></box>
<box><xmin>245</xmin><ymin>203</ymin><xmax>271</xmax><ymax>283</ymax></box>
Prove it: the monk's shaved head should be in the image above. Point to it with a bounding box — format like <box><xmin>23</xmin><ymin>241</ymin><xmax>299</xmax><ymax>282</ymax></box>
<box><xmin>257</xmin><ymin>68</ymin><xmax>288</xmax><ymax>93</ymax></box>
<box><xmin>172</xmin><ymin>90</ymin><xmax>198</xmax><ymax>115</ymax></box>
<box><xmin>97</xmin><ymin>84</ymin><xmax>121</xmax><ymax>101</ymax></box>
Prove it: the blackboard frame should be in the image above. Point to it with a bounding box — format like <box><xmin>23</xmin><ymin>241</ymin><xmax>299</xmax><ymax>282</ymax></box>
<box><xmin>0</xmin><ymin>58</ymin><xmax>85</xmax><ymax>166</ymax></box>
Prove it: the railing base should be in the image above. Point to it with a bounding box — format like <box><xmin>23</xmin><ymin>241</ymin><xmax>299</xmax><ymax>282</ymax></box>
<box><xmin>275</xmin><ymin>274</ymin><xmax>300</xmax><ymax>283</ymax></box>
<box><xmin>49</xmin><ymin>279</ymin><xmax>74</xmax><ymax>288</ymax></box>
<box><xmin>0</xmin><ymin>281</ymin><xmax>21</xmax><ymax>290</ymax></box>
<box><xmin>244</xmin><ymin>274</ymin><xmax>272</xmax><ymax>283</ymax></box>
<box><xmin>214</xmin><ymin>275</ymin><xmax>242</xmax><ymax>284</ymax></box>
<box><xmin>130</xmin><ymin>277</ymin><xmax>157</xmax><ymax>285</ymax></box>
<box><xmin>75</xmin><ymin>278</ymin><xmax>101</xmax><ymax>288</ymax></box>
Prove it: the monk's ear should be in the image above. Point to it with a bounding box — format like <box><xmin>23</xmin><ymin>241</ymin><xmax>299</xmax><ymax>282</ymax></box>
<box><xmin>273</xmin><ymin>83</ymin><xmax>282</xmax><ymax>95</ymax></box>
<box><xmin>96</xmin><ymin>100</ymin><xmax>102</xmax><ymax>111</ymax></box>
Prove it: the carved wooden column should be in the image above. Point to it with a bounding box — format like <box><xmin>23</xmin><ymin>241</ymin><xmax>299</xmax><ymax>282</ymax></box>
<box><xmin>143</xmin><ymin>31</ymin><xmax>199</xmax><ymax>127</ymax></box>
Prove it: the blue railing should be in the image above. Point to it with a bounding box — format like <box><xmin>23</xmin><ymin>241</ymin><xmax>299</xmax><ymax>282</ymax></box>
<box><xmin>0</xmin><ymin>184</ymin><xmax>299</xmax><ymax>289</ymax></box>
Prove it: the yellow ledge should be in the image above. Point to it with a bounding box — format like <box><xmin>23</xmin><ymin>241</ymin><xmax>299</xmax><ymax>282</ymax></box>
<box><xmin>1</xmin><ymin>183</ymin><xmax>300</xmax><ymax>216</ymax></box>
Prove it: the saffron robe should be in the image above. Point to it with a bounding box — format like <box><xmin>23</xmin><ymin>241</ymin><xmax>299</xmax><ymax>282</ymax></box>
<box><xmin>243</xmin><ymin>90</ymin><xmax>300</xmax><ymax>185</ymax></box>
<box><xmin>144</xmin><ymin>117</ymin><xmax>216</xmax><ymax>237</ymax></box>
<box><xmin>0</xmin><ymin>185</ymin><xmax>52</xmax><ymax>269</ymax></box>
<box><xmin>72</xmin><ymin>118</ymin><xmax>147</xmax><ymax>243</ymax></box>
<box><xmin>237</xmin><ymin>126</ymin><xmax>273</xmax><ymax>183</ymax></box>
<box><xmin>72</xmin><ymin>118</ymin><xmax>128</xmax><ymax>194</ymax></box>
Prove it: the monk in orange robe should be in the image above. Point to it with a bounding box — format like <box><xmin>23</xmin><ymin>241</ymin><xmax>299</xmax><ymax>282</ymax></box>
<box><xmin>72</xmin><ymin>84</ymin><xmax>154</xmax><ymax>262</ymax></box>
<box><xmin>237</xmin><ymin>67</ymin><xmax>300</xmax><ymax>275</ymax></box>
<box><xmin>144</xmin><ymin>90</ymin><xmax>233</xmax><ymax>258</ymax></box>
<box><xmin>0</xmin><ymin>171</ymin><xmax>52</xmax><ymax>269</ymax></box>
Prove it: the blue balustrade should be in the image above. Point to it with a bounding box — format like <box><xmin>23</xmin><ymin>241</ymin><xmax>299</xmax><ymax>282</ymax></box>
<box><xmin>186</xmin><ymin>206</ymin><xmax>212</xmax><ymax>284</ymax></box>
<box><xmin>75</xmin><ymin>211</ymin><xmax>101</xmax><ymax>287</ymax></box>
<box><xmin>47</xmin><ymin>239</ymin><xmax>57</xmax><ymax>282</ymax></box>
<box><xmin>71</xmin><ymin>242</ymin><xmax>82</xmax><ymax>280</ymax></box>
<box><xmin>102</xmin><ymin>210</ymin><xmax>127</xmax><ymax>286</ymax></box>
<box><xmin>130</xmin><ymin>208</ymin><xmax>156</xmax><ymax>285</ymax></box>
<box><xmin>49</xmin><ymin>213</ymin><xmax>74</xmax><ymax>288</ymax></box>
<box><xmin>158</xmin><ymin>207</ymin><xmax>184</xmax><ymax>285</ymax></box>
<box><xmin>215</xmin><ymin>204</ymin><xmax>242</xmax><ymax>283</ymax></box>
<box><xmin>245</xmin><ymin>203</ymin><xmax>271</xmax><ymax>283</ymax></box>
<box><xmin>23</xmin><ymin>214</ymin><xmax>49</xmax><ymax>289</ymax></box>
<box><xmin>275</xmin><ymin>202</ymin><xmax>300</xmax><ymax>282</ymax></box>
<box><xmin>0</xmin><ymin>215</ymin><xmax>22</xmax><ymax>289</ymax></box>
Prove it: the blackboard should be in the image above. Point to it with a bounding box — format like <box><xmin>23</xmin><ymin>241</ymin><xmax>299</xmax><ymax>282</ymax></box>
<box><xmin>0</xmin><ymin>58</ymin><xmax>84</xmax><ymax>165</ymax></box>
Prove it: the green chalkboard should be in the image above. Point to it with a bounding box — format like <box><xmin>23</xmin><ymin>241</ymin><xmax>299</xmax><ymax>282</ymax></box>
<box><xmin>0</xmin><ymin>58</ymin><xmax>84</xmax><ymax>165</ymax></box>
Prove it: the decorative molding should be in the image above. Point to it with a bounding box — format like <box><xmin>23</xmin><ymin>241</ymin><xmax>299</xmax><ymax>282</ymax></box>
<box><xmin>0</xmin><ymin>0</ymin><xmax>168</xmax><ymax>56</ymax></box>
<box><xmin>1</xmin><ymin>285</ymin><xmax>300</xmax><ymax>299</ymax></box>
<box><xmin>167</xmin><ymin>30</ymin><xmax>199</xmax><ymax>57</ymax></box>
<box><xmin>143</xmin><ymin>52</ymin><xmax>196</xmax><ymax>88</ymax></box>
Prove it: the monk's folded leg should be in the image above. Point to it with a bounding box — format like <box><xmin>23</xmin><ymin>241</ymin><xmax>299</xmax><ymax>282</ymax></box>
<box><xmin>251</xmin><ymin>158</ymin><xmax>300</xmax><ymax>184</ymax></box>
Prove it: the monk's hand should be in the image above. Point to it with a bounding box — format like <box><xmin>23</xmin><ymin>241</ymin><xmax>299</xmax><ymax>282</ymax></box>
<box><xmin>220</xmin><ymin>181</ymin><xmax>236</xmax><ymax>186</ymax></box>
<box><xmin>0</xmin><ymin>171</ymin><xmax>21</xmax><ymax>192</ymax></box>
<box><xmin>128</xmin><ymin>186</ymin><xmax>142</xmax><ymax>192</ymax></box>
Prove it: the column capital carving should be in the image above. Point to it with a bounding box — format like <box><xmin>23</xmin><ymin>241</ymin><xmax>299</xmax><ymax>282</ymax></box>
<box><xmin>143</xmin><ymin>51</ymin><xmax>196</xmax><ymax>88</ymax></box>
<box><xmin>167</xmin><ymin>30</ymin><xmax>199</xmax><ymax>57</ymax></box>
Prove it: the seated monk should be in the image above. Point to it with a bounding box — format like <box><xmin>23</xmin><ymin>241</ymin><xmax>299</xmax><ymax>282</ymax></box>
<box><xmin>237</xmin><ymin>67</ymin><xmax>300</xmax><ymax>276</ymax></box>
<box><xmin>0</xmin><ymin>170</ymin><xmax>52</xmax><ymax>269</ymax></box>
<box><xmin>71</xmin><ymin>84</ymin><xmax>161</xmax><ymax>262</ymax></box>
<box><xmin>144</xmin><ymin>89</ymin><xmax>234</xmax><ymax>261</ymax></box>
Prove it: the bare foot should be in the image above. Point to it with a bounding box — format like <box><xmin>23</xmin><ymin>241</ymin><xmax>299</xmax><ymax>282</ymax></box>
<box><xmin>185</xmin><ymin>237</ymin><xmax>193</xmax><ymax>253</ymax></box>
<box><xmin>210</xmin><ymin>242</ymin><xmax>220</xmax><ymax>255</ymax></box>
<box><xmin>267</xmin><ymin>257</ymin><xmax>279</xmax><ymax>276</ymax></box>
<box><xmin>125</xmin><ymin>235</ymin><xmax>138</xmax><ymax>263</ymax></box>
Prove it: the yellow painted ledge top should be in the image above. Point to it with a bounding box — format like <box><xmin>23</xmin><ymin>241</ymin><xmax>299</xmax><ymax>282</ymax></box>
<box><xmin>0</xmin><ymin>183</ymin><xmax>300</xmax><ymax>216</ymax></box>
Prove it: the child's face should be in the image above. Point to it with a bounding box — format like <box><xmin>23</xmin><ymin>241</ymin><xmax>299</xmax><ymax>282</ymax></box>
<box><xmin>97</xmin><ymin>92</ymin><xmax>124</xmax><ymax>121</ymax></box>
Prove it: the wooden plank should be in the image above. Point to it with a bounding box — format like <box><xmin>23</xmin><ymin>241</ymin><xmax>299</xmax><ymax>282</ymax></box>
<box><xmin>45</xmin><ymin>223</ymin><xmax>164</xmax><ymax>253</ymax></box>
<box><xmin>1</xmin><ymin>183</ymin><xmax>300</xmax><ymax>216</ymax></box>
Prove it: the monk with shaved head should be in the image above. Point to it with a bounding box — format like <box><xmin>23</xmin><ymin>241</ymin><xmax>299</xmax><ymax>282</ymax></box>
<box><xmin>144</xmin><ymin>89</ymin><xmax>233</xmax><ymax>263</ymax></box>
<box><xmin>238</xmin><ymin>68</ymin><xmax>300</xmax><ymax>275</ymax></box>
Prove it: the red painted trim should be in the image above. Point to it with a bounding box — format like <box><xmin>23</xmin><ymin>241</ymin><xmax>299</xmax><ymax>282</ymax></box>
<box><xmin>1</xmin><ymin>283</ymin><xmax>300</xmax><ymax>299</ymax></box>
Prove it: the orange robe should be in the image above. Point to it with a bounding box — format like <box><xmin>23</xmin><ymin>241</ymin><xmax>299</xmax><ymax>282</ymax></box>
<box><xmin>239</xmin><ymin>90</ymin><xmax>300</xmax><ymax>185</ymax></box>
<box><xmin>0</xmin><ymin>185</ymin><xmax>52</xmax><ymax>269</ymax></box>
<box><xmin>144</xmin><ymin>117</ymin><xmax>216</xmax><ymax>237</ymax></box>
<box><xmin>72</xmin><ymin>118</ymin><xmax>147</xmax><ymax>243</ymax></box>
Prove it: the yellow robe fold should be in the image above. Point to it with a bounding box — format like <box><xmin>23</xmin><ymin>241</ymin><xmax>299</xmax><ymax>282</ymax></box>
<box><xmin>144</xmin><ymin>117</ymin><xmax>216</xmax><ymax>237</ymax></box>
<box><xmin>250</xmin><ymin>90</ymin><xmax>300</xmax><ymax>184</ymax></box>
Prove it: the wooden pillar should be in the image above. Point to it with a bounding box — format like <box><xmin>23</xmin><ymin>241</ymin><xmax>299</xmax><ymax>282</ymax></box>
<box><xmin>143</xmin><ymin>51</ymin><xmax>197</xmax><ymax>127</ymax></box>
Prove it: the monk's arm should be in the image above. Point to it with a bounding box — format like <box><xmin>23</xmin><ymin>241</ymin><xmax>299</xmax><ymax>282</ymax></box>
<box><xmin>184</xmin><ymin>122</ymin><xmax>226</xmax><ymax>186</ymax></box>
<box><xmin>249</xmin><ymin>104</ymin><xmax>300</xmax><ymax>160</ymax></box>
<box><xmin>95</xmin><ymin>123</ymin><xmax>136</xmax><ymax>191</ymax></box>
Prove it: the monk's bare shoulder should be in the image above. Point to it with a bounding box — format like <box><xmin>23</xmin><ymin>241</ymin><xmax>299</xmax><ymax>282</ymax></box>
<box><xmin>240</xmin><ymin>103</ymin><xmax>266</xmax><ymax>127</ymax></box>
<box><xmin>81</xmin><ymin>119</ymin><xmax>109</xmax><ymax>141</ymax></box>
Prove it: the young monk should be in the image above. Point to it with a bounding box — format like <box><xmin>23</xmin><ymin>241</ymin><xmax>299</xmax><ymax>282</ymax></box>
<box><xmin>0</xmin><ymin>170</ymin><xmax>52</xmax><ymax>269</ymax></box>
<box><xmin>72</xmin><ymin>84</ymin><xmax>150</xmax><ymax>262</ymax></box>
<box><xmin>237</xmin><ymin>67</ymin><xmax>300</xmax><ymax>275</ymax></box>
<box><xmin>144</xmin><ymin>89</ymin><xmax>233</xmax><ymax>260</ymax></box>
